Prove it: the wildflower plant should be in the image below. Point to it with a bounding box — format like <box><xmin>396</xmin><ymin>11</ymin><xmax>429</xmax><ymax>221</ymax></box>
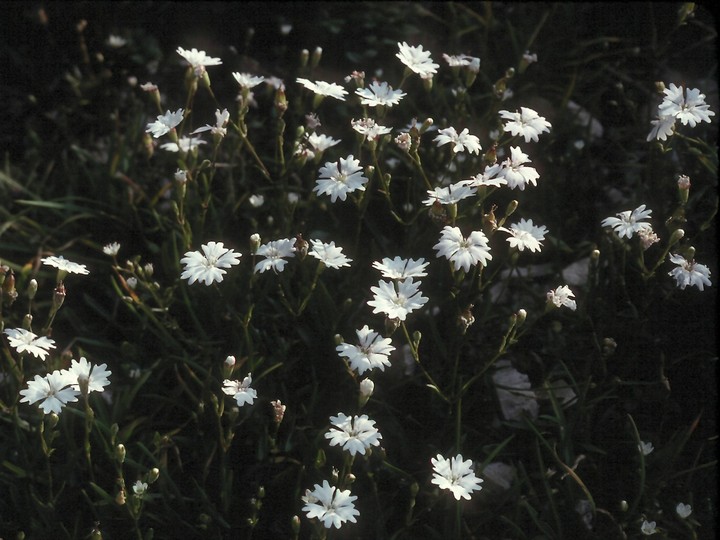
<box><xmin>0</xmin><ymin>3</ymin><xmax>716</xmax><ymax>539</ymax></box>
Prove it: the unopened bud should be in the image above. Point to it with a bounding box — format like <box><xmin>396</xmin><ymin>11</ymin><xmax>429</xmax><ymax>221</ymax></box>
<box><xmin>591</xmin><ymin>249</ymin><xmax>600</xmax><ymax>261</ymax></box>
<box><xmin>116</xmin><ymin>443</ymin><xmax>126</xmax><ymax>463</ymax></box>
<box><xmin>310</xmin><ymin>47</ymin><xmax>322</xmax><ymax>68</ymax></box>
<box><xmin>668</xmin><ymin>228</ymin><xmax>685</xmax><ymax>247</ymax></box>
<box><xmin>53</xmin><ymin>283</ymin><xmax>66</xmax><ymax>311</ymax></box>
<box><xmin>27</xmin><ymin>279</ymin><xmax>38</xmax><ymax>300</ymax></box>
<box><xmin>677</xmin><ymin>174</ymin><xmax>691</xmax><ymax>205</ymax></box>
<box><xmin>505</xmin><ymin>67</ymin><xmax>516</xmax><ymax>79</ymax></box>
<box><xmin>359</xmin><ymin>379</ymin><xmax>374</xmax><ymax>407</ymax></box>
<box><xmin>250</xmin><ymin>233</ymin><xmax>261</xmax><ymax>254</ymax></box>
<box><xmin>420</xmin><ymin>118</ymin><xmax>434</xmax><ymax>134</ymax></box>
<box><xmin>505</xmin><ymin>200</ymin><xmax>519</xmax><ymax>218</ymax></box>
<box><xmin>412</xmin><ymin>330</ymin><xmax>422</xmax><ymax>348</ymax></box>
<box><xmin>345</xmin><ymin>473</ymin><xmax>356</xmax><ymax>484</ymax></box>
<box><xmin>299</xmin><ymin>49</ymin><xmax>309</xmax><ymax>68</ymax></box>
<box><xmin>23</xmin><ymin>313</ymin><xmax>33</xmax><ymax>330</ymax></box>
<box><xmin>47</xmin><ymin>412</ymin><xmax>60</xmax><ymax>429</ymax></box>
<box><xmin>516</xmin><ymin>308</ymin><xmax>527</xmax><ymax>325</ymax></box>
<box><xmin>291</xmin><ymin>515</ymin><xmax>301</xmax><ymax>534</ymax></box>
<box><xmin>654</xmin><ymin>81</ymin><xmax>666</xmax><ymax>94</ymax></box>
<box><xmin>225</xmin><ymin>355</ymin><xmax>236</xmax><ymax>367</ymax></box>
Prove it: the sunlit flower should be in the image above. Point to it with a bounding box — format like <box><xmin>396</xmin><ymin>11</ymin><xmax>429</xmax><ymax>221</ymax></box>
<box><xmin>222</xmin><ymin>373</ymin><xmax>257</xmax><ymax>406</ymax></box>
<box><xmin>146</xmin><ymin>109</ymin><xmax>184</xmax><ymax>138</ymax></box>
<box><xmin>180</xmin><ymin>241</ymin><xmax>242</xmax><ymax>285</ymax></box>
<box><xmin>443</xmin><ymin>53</ymin><xmax>480</xmax><ymax>72</ymax></box>
<box><xmin>601</xmin><ymin>205</ymin><xmax>653</xmax><ymax>239</ymax></box>
<box><xmin>433</xmin><ymin>226</ymin><xmax>492</xmax><ymax>273</ymax></box>
<box><xmin>641</xmin><ymin>520</ymin><xmax>657</xmax><ymax>535</ymax></box>
<box><xmin>498</xmin><ymin>107</ymin><xmax>551</xmax><ymax>142</ymax></box>
<box><xmin>351</xmin><ymin>118</ymin><xmax>392</xmax><ymax>141</ymax></box>
<box><xmin>668</xmin><ymin>254</ymin><xmax>712</xmax><ymax>291</ymax></box>
<box><xmin>314</xmin><ymin>155</ymin><xmax>368</xmax><ymax>203</ymax></box>
<box><xmin>302</xmin><ymin>480</ymin><xmax>359</xmax><ymax>529</ymax></box>
<box><xmin>647</xmin><ymin>115</ymin><xmax>676</xmax><ymax>141</ymax></box>
<box><xmin>337</xmin><ymin>325</ymin><xmax>395</xmax><ymax>374</ymax></box>
<box><xmin>232</xmin><ymin>72</ymin><xmax>265</xmax><ymax>89</ymax></box>
<box><xmin>431</xmin><ymin>454</ymin><xmax>483</xmax><ymax>501</ymax></box>
<box><xmin>658</xmin><ymin>83</ymin><xmax>715</xmax><ymax>127</ymax></box>
<box><xmin>41</xmin><ymin>255</ymin><xmax>89</xmax><ymax>275</ymax></box>
<box><xmin>355</xmin><ymin>81</ymin><xmax>406</xmax><ymax>107</ymax></box>
<box><xmin>103</xmin><ymin>242</ymin><xmax>121</xmax><ymax>256</ymax></box>
<box><xmin>546</xmin><ymin>285</ymin><xmax>576</xmax><ymax>311</ymax></box>
<box><xmin>372</xmin><ymin>257</ymin><xmax>428</xmax><ymax>280</ymax></box>
<box><xmin>462</xmin><ymin>164</ymin><xmax>506</xmax><ymax>188</ymax></box>
<box><xmin>396</xmin><ymin>42</ymin><xmax>439</xmax><ymax>78</ymax></box>
<box><xmin>296</xmin><ymin>78</ymin><xmax>348</xmax><ymax>101</ymax></box>
<box><xmin>67</xmin><ymin>357</ymin><xmax>111</xmax><ymax>393</ymax></box>
<box><xmin>4</xmin><ymin>328</ymin><xmax>56</xmax><ymax>360</ymax></box>
<box><xmin>638</xmin><ymin>441</ymin><xmax>654</xmax><ymax>456</ymax></box>
<box><xmin>192</xmin><ymin>108</ymin><xmax>230</xmax><ymax>137</ymax></box>
<box><xmin>309</xmin><ymin>240</ymin><xmax>352</xmax><ymax>269</ymax></box>
<box><xmin>367</xmin><ymin>278</ymin><xmax>429</xmax><ymax>321</ymax></box>
<box><xmin>423</xmin><ymin>182</ymin><xmax>477</xmax><ymax>206</ymax></box>
<box><xmin>325</xmin><ymin>413</ymin><xmax>382</xmax><ymax>456</ymax></box>
<box><xmin>19</xmin><ymin>370</ymin><xmax>80</xmax><ymax>414</ymax></box>
<box><xmin>676</xmin><ymin>502</ymin><xmax>692</xmax><ymax>519</ymax></box>
<box><xmin>497</xmin><ymin>146</ymin><xmax>540</xmax><ymax>190</ymax></box>
<box><xmin>176</xmin><ymin>47</ymin><xmax>222</xmax><ymax>74</ymax></box>
<box><xmin>160</xmin><ymin>136</ymin><xmax>206</xmax><ymax>153</ymax></box>
<box><xmin>307</xmin><ymin>133</ymin><xmax>341</xmax><ymax>152</ymax></box>
<box><xmin>433</xmin><ymin>127</ymin><xmax>482</xmax><ymax>154</ymax></box>
<box><xmin>499</xmin><ymin>218</ymin><xmax>548</xmax><ymax>252</ymax></box>
<box><xmin>254</xmin><ymin>238</ymin><xmax>296</xmax><ymax>274</ymax></box>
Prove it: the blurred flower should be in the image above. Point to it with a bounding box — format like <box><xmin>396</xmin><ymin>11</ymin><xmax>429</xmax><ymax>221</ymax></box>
<box><xmin>106</xmin><ymin>35</ymin><xmax>127</xmax><ymax>48</ymax></box>
<box><xmin>433</xmin><ymin>226</ymin><xmax>492</xmax><ymax>272</ymax></box>
<box><xmin>222</xmin><ymin>373</ymin><xmax>257</xmax><ymax>406</ymax></box>
<box><xmin>307</xmin><ymin>133</ymin><xmax>341</xmax><ymax>152</ymax></box>
<box><xmin>638</xmin><ymin>441</ymin><xmax>654</xmax><ymax>456</ymax></box>
<box><xmin>232</xmin><ymin>72</ymin><xmax>265</xmax><ymax>89</ymax></box>
<box><xmin>296</xmin><ymin>78</ymin><xmax>348</xmax><ymax>101</ymax></box>
<box><xmin>423</xmin><ymin>182</ymin><xmax>476</xmax><ymax>206</ymax></box>
<box><xmin>372</xmin><ymin>257</ymin><xmax>428</xmax><ymax>280</ymax></box>
<box><xmin>248</xmin><ymin>194</ymin><xmax>264</xmax><ymax>207</ymax></box>
<box><xmin>647</xmin><ymin>115</ymin><xmax>676</xmax><ymax>141</ymax></box>
<box><xmin>546</xmin><ymin>285</ymin><xmax>576</xmax><ymax>311</ymax></box>
<box><xmin>19</xmin><ymin>370</ymin><xmax>79</xmax><ymax>414</ymax></box>
<box><xmin>493</xmin><ymin>360</ymin><xmax>538</xmax><ymax>420</ymax></box>
<box><xmin>337</xmin><ymin>325</ymin><xmax>395</xmax><ymax>374</ymax></box>
<box><xmin>309</xmin><ymin>240</ymin><xmax>352</xmax><ymax>269</ymax></box>
<box><xmin>396</xmin><ymin>42</ymin><xmax>439</xmax><ymax>78</ymax></box>
<box><xmin>658</xmin><ymin>83</ymin><xmax>715</xmax><ymax>127</ymax></box>
<box><xmin>302</xmin><ymin>480</ymin><xmax>359</xmax><ymax>529</ymax></box>
<box><xmin>160</xmin><ymin>136</ymin><xmax>206</xmax><ymax>153</ymax></box>
<box><xmin>351</xmin><ymin>118</ymin><xmax>392</xmax><ymax>141</ymax></box>
<box><xmin>180</xmin><ymin>242</ymin><xmax>242</xmax><ymax>285</ymax></box>
<box><xmin>176</xmin><ymin>47</ymin><xmax>222</xmax><ymax>72</ymax></box>
<box><xmin>433</xmin><ymin>127</ymin><xmax>482</xmax><ymax>154</ymax></box>
<box><xmin>314</xmin><ymin>155</ymin><xmax>368</xmax><ymax>203</ymax></box>
<box><xmin>103</xmin><ymin>242</ymin><xmax>121</xmax><ymax>256</ymax></box>
<box><xmin>497</xmin><ymin>146</ymin><xmax>540</xmax><ymax>190</ymax></box>
<box><xmin>641</xmin><ymin>520</ymin><xmax>657</xmax><ymax>535</ymax></box>
<box><xmin>146</xmin><ymin>109</ymin><xmax>184</xmax><ymax>138</ymax></box>
<box><xmin>601</xmin><ymin>204</ymin><xmax>652</xmax><ymax>239</ymax></box>
<box><xmin>42</xmin><ymin>255</ymin><xmax>89</xmax><ymax>275</ymax></box>
<box><xmin>499</xmin><ymin>218</ymin><xmax>548</xmax><ymax>252</ymax></box>
<box><xmin>325</xmin><ymin>413</ymin><xmax>382</xmax><ymax>456</ymax></box>
<box><xmin>442</xmin><ymin>53</ymin><xmax>480</xmax><ymax>70</ymax></box>
<box><xmin>367</xmin><ymin>278</ymin><xmax>428</xmax><ymax>321</ymax></box>
<box><xmin>132</xmin><ymin>480</ymin><xmax>148</xmax><ymax>497</ymax></box>
<box><xmin>67</xmin><ymin>357</ymin><xmax>111</xmax><ymax>393</ymax></box>
<box><xmin>522</xmin><ymin>51</ymin><xmax>538</xmax><ymax>65</ymax></box>
<box><xmin>4</xmin><ymin>328</ymin><xmax>56</xmax><ymax>359</ymax></box>
<box><xmin>355</xmin><ymin>81</ymin><xmax>406</xmax><ymax>107</ymax></box>
<box><xmin>498</xmin><ymin>107</ymin><xmax>551</xmax><ymax>142</ymax></box>
<box><xmin>192</xmin><ymin>108</ymin><xmax>230</xmax><ymax>137</ymax></box>
<box><xmin>668</xmin><ymin>254</ymin><xmax>712</xmax><ymax>291</ymax></box>
<box><xmin>254</xmin><ymin>238</ymin><xmax>296</xmax><ymax>274</ymax></box>
<box><xmin>431</xmin><ymin>454</ymin><xmax>483</xmax><ymax>500</ymax></box>
<box><xmin>676</xmin><ymin>502</ymin><xmax>692</xmax><ymax>519</ymax></box>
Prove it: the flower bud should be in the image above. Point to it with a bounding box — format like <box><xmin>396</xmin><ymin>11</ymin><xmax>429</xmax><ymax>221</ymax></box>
<box><xmin>47</xmin><ymin>412</ymin><xmax>60</xmax><ymax>429</ymax></box>
<box><xmin>250</xmin><ymin>233</ymin><xmax>261</xmax><ymax>254</ymax></box>
<box><xmin>668</xmin><ymin>228</ymin><xmax>685</xmax><ymax>248</ymax></box>
<box><xmin>225</xmin><ymin>355</ymin><xmax>236</xmax><ymax>367</ymax></box>
<box><xmin>22</xmin><ymin>313</ymin><xmax>33</xmax><ymax>330</ymax></box>
<box><xmin>505</xmin><ymin>199</ymin><xmax>519</xmax><ymax>218</ymax></box>
<box><xmin>27</xmin><ymin>279</ymin><xmax>38</xmax><ymax>301</ymax></box>
<box><xmin>345</xmin><ymin>473</ymin><xmax>356</xmax><ymax>484</ymax></box>
<box><xmin>116</xmin><ymin>443</ymin><xmax>126</xmax><ymax>463</ymax></box>
<box><xmin>148</xmin><ymin>467</ymin><xmax>160</xmax><ymax>484</ymax></box>
<box><xmin>299</xmin><ymin>49</ymin><xmax>309</xmax><ymax>68</ymax></box>
<box><xmin>516</xmin><ymin>308</ymin><xmax>527</xmax><ymax>325</ymax></box>
<box><xmin>677</xmin><ymin>174</ymin><xmax>691</xmax><ymax>205</ymax></box>
<box><xmin>291</xmin><ymin>515</ymin><xmax>301</xmax><ymax>535</ymax></box>
<box><xmin>310</xmin><ymin>46</ymin><xmax>322</xmax><ymax>68</ymax></box>
<box><xmin>53</xmin><ymin>283</ymin><xmax>66</xmax><ymax>311</ymax></box>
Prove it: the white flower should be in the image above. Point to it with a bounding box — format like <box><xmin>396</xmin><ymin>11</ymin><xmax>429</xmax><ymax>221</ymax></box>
<box><xmin>359</xmin><ymin>378</ymin><xmax>374</xmax><ymax>399</ymax></box>
<box><xmin>132</xmin><ymin>480</ymin><xmax>148</xmax><ymax>497</ymax></box>
<box><xmin>462</xmin><ymin>164</ymin><xmax>506</xmax><ymax>188</ymax></box>
<box><xmin>180</xmin><ymin>241</ymin><xmax>242</xmax><ymax>285</ymax></box>
<box><xmin>248</xmin><ymin>194</ymin><xmax>264</xmax><ymax>207</ymax></box>
<box><xmin>67</xmin><ymin>357</ymin><xmax>111</xmax><ymax>393</ymax></box>
<box><xmin>372</xmin><ymin>257</ymin><xmax>428</xmax><ymax>280</ymax></box>
<box><xmin>309</xmin><ymin>240</ymin><xmax>352</xmax><ymax>269</ymax></box>
<box><xmin>498</xmin><ymin>107</ymin><xmax>552</xmax><ymax>142</ymax></box>
<box><xmin>676</xmin><ymin>503</ymin><xmax>692</xmax><ymax>519</ymax></box>
<box><xmin>160</xmin><ymin>136</ymin><xmax>206</xmax><ymax>153</ymax></box>
<box><xmin>601</xmin><ymin>205</ymin><xmax>653</xmax><ymax>239</ymax></box>
<box><xmin>367</xmin><ymin>278</ymin><xmax>429</xmax><ymax>321</ymax></box>
<box><xmin>638</xmin><ymin>441</ymin><xmax>654</xmax><ymax>455</ymax></box>
<box><xmin>176</xmin><ymin>47</ymin><xmax>222</xmax><ymax>72</ymax></box>
<box><xmin>222</xmin><ymin>374</ymin><xmax>257</xmax><ymax>406</ymax></box>
<box><xmin>641</xmin><ymin>520</ymin><xmax>657</xmax><ymax>535</ymax></box>
<box><xmin>396</xmin><ymin>42</ymin><xmax>439</xmax><ymax>78</ymax></box>
<box><xmin>423</xmin><ymin>182</ymin><xmax>477</xmax><ymax>206</ymax></box>
<box><xmin>325</xmin><ymin>413</ymin><xmax>382</xmax><ymax>456</ymax></box>
<box><xmin>497</xmin><ymin>146</ymin><xmax>540</xmax><ymax>190</ymax></box>
<box><xmin>314</xmin><ymin>155</ymin><xmax>369</xmax><ymax>203</ymax></box>
<box><xmin>658</xmin><ymin>83</ymin><xmax>715</xmax><ymax>127</ymax></box>
<box><xmin>336</xmin><ymin>325</ymin><xmax>395</xmax><ymax>375</ymax></box>
<box><xmin>146</xmin><ymin>109</ymin><xmax>184</xmax><ymax>138</ymax></box>
<box><xmin>254</xmin><ymin>238</ymin><xmax>296</xmax><ymax>274</ymax></box>
<box><xmin>355</xmin><ymin>81</ymin><xmax>406</xmax><ymax>107</ymax></box>
<box><xmin>19</xmin><ymin>370</ymin><xmax>80</xmax><ymax>414</ymax></box>
<box><xmin>232</xmin><ymin>72</ymin><xmax>265</xmax><ymax>89</ymax></box>
<box><xmin>41</xmin><ymin>255</ymin><xmax>89</xmax><ymax>275</ymax></box>
<box><xmin>647</xmin><ymin>115</ymin><xmax>676</xmax><ymax>142</ymax></box>
<box><xmin>4</xmin><ymin>328</ymin><xmax>56</xmax><ymax>360</ymax></box>
<box><xmin>351</xmin><ymin>118</ymin><xmax>392</xmax><ymax>141</ymax></box>
<box><xmin>547</xmin><ymin>285</ymin><xmax>576</xmax><ymax>311</ymax></box>
<box><xmin>442</xmin><ymin>53</ymin><xmax>480</xmax><ymax>71</ymax></box>
<box><xmin>302</xmin><ymin>480</ymin><xmax>359</xmax><ymax>529</ymax></box>
<box><xmin>668</xmin><ymin>254</ymin><xmax>712</xmax><ymax>291</ymax></box>
<box><xmin>192</xmin><ymin>108</ymin><xmax>230</xmax><ymax>137</ymax></box>
<box><xmin>307</xmin><ymin>133</ymin><xmax>341</xmax><ymax>152</ymax></box>
<box><xmin>106</xmin><ymin>35</ymin><xmax>127</xmax><ymax>48</ymax></box>
<box><xmin>433</xmin><ymin>127</ymin><xmax>482</xmax><ymax>154</ymax></box>
<box><xmin>431</xmin><ymin>454</ymin><xmax>483</xmax><ymax>500</ymax></box>
<box><xmin>433</xmin><ymin>226</ymin><xmax>492</xmax><ymax>273</ymax></box>
<box><xmin>296</xmin><ymin>78</ymin><xmax>348</xmax><ymax>101</ymax></box>
<box><xmin>499</xmin><ymin>218</ymin><xmax>548</xmax><ymax>252</ymax></box>
<box><xmin>103</xmin><ymin>242</ymin><xmax>121</xmax><ymax>256</ymax></box>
